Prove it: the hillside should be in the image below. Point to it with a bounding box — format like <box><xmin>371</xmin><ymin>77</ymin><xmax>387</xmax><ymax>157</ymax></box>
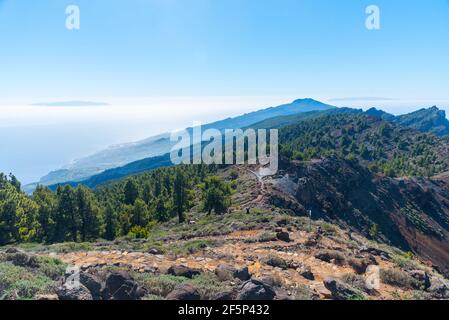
<box><xmin>395</xmin><ymin>106</ymin><xmax>449</xmax><ymax>137</ymax></box>
<box><xmin>1</xmin><ymin>165</ymin><xmax>449</xmax><ymax>300</ymax></box>
<box><xmin>279</xmin><ymin>113</ymin><xmax>449</xmax><ymax>177</ymax></box>
<box><xmin>273</xmin><ymin>157</ymin><xmax>449</xmax><ymax>276</ymax></box>
<box><xmin>253</xmin><ymin>105</ymin><xmax>449</xmax><ymax>139</ymax></box>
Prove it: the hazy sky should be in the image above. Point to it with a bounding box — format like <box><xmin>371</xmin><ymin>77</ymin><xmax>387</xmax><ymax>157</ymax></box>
<box><xmin>1</xmin><ymin>0</ymin><xmax>449</xmax><ymax>183</ymax></box>
<box><xmin>0</xmin><ymin>0</ymin><xmax>449</xmax><ymax>101</ymax></box>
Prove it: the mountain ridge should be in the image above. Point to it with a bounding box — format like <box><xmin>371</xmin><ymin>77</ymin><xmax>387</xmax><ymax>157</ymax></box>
<box><xmin>27</xmin><ymin>98</ymin><xmax>336</xmax><ymax>190</ymax></box>
<box><xmin>26</xmin><ymin>100</ymin><xmax>449</xmax><ymax>193</ymax></box>
<box><xmin>47</xmin><ymin>106</ymin><xmax>449</xmax><ymax>191</ymax></box>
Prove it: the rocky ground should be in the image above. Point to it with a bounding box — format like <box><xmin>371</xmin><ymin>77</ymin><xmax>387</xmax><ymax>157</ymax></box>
<box><xmin>1</xmin><ymin>166</ymin><xmax>449</xmax><ymax>300</ymax></box>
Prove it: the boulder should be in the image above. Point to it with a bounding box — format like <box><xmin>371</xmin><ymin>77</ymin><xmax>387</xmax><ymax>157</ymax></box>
<box><xmin>323</xmin><ymin>277</ymin><xmax>364</xmax><ymax>300</ymax></box>
<box><xmin>168</xmin><ymin>265</ymin><xmax>201</xmax><ymax>278</ymax></box>
<box><xmin>166</xmin><ymin>284</ymin><xmax>201</xmax><ymax>300</ymax></box>
<box><xmin>102</xmin><ymin>271</ymin><xmax>142</xmax><ymax>300</ymax></box>
<box><xmin>236</xmin><ymin>279</ymin><xmax>276</xmax><ymax>300</ymax></box>
<box><xmin>409</xmin><ymin>270</ymin><xmax>431</xmax><ymax>290</ymax></box>
<box><xmin>276</xmin><ymin>231</ymin><xmax>290</xmax><ymax>242</ymax></box>
<box><xmin>80</xmin><ymin>272</ymin><xmax>103</xmax><ymax>300</ymax></box>
<box><xmin>215</xmin><ymin>264</ymin><xmax>237</xmax><ymax>281</ymax></box>
<box><xmin>297</xmin><ymin>265</ymin><xmax>315</xmax><ymax>280</ymax></box>
<box><xmin>57</xmin><ymin>283</ymin><xmax>93</xmax><ymax>300</ymax></box>
<box><xmin>265</xmin><ymin>256</ymin><xmax>289</xmax><ymax>270</ymax></box>
<box><xmin>315</xmin><ymin>250</ymin><xmax>346</xmax><ymax>265</ymax></box>
<box><xmin>234</xmin><ymin>266</ymin><xmax>251</xmax><ymax>281</ymax></box>
<box><xmin>215</xmin><ymin>264</ymin><xmax>251</xmax><ymax>282</ymax></box>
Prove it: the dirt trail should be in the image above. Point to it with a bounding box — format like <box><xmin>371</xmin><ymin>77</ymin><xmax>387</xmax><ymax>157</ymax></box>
<box><xmin>48</xmin><ymin>228</ymin><xmax>403</xmax><ymax>299</ymax></box>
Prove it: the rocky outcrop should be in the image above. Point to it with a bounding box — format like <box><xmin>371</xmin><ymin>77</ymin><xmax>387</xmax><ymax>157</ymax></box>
<box><xmin>315</xmin><ymin>250</ymin><xmax>346</xmax><ymax>266</ymax></box>
<box><xmin>297</xmin><ymin>265</ymin><xmax>315</xmax><ymax>280</ymax></box>
<box><xmin>237</xmin><ymin>279</ymin><xmax>276</xmax><ymax>300</ymax></box>
<box><xmin>57</xmin><ymin>283</ymin><xmax>93</xmax><ymax>300</ymax></box>
<box><xmin>323</xmin><ymin>277</ymin><xmax>364</xmax><ymax>300</ymax></box>
<box><xmin>166</xmin><ymin>284</ymin><xmax>201</xmax><ymax>300</ymax></box>
<box><xmin>168</xmin><ymin>265</ymin><xmax>201</xmax><ymax>278</ymax></box>
<box><xmin>80</xmin><ymin>272</ymin><xmax>103</xmax><ymax>300</ymax></box>
<box><xmin>215</xmin><ymin>264</ymin><xmax>250</xmax><ymax>282</ymax></box>
<box><xmin>102</xmin><ymin>271</ymin><xmax>143</xmax><ymax>300</ymax></box>
<box><xmin>409</xmin><ymin>270</ymin><xmax>431</xmax><ymax>290</ymax></box>
<box><xmin>276</xmin><ymin>231</ymin><xmax>291</xmax><ymax>242</ymax></box>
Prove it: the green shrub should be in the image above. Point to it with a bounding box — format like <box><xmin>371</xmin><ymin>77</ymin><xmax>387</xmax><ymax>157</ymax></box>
<box><xmin>189</xmin><ymin>273</ymin><xmax>230</xmax><ymax>299</ymax></box>
<box><xmin>380</xmin><ymin>269</ymin><xmax>420</xmax><ymax>289</ymax></box>
<box><xmin>168</xmin><ymin>239</ymin><xmax>216</xmax><ymax>255</ymax></box>
<box><xmin>320</xmin><ymin>223</ymin><xmax>338</xmax><ymax>235</ymax></box>
<box><xmin>391</xmin><ymin>252</ymin><xmax>421</xmax><ymax>270</ymax></box>
<box><xmin>135</xmin><ymin>274</ymin><xmax>185</xmax><ymax>297</ymax></box>
<box><xmin>36</xmin><ymin>256</ymin><xmax>67</xmax><ymax>280</ymax></box>
<box><xmin>128</xmin><ymin>226</ymin><xmax>149</xmax><ymax>239</ymax></box>
<box><xmin>368</xmin><ymin>223</ymin><xmax>379</xmax><ymax>238</ymax></box>
<box><xmin>135</xmin><ymin>272</ymin><xmax>229</xmax><ymax>300</ymax></box>
<box><xmin>0</xmin><ymin>263</ymin><xmax>54</xmax><ymax>299</ymax></box>
<box><xmin>403</xmin><ymin>251</ymin><xmax>414</xmax><ymax>260</ymax></box>
<box><xmin>258</xmin><ymin>231</ymin><xmax>277</xmax><ymax>242</ymax></box>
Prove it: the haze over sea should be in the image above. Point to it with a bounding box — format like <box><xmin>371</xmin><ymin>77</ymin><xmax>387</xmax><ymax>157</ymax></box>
<box><xmin>1</xmin><ymin>97</ymin><xmax>448</xmax><ymax>184</ymax></box>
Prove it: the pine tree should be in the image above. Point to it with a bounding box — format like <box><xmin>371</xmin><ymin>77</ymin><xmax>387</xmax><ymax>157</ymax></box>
<box><xmin>33</xmin><ymin>185</ymin><xmax>57</xmax><ymax>243</ymax></box>
<box><xmin>132</xmin><ymin>198</ymin><xmax>149</xmax><ymax>227</ymax></box>
<box><xmin>56</xmin><ymin>185</ymin><xmax>79</xmax><ymax>242</ymax></box>
<box><xmin>173</xmin><ymin>169</ymin><xmax>188</xmax><ymax>223</ymax></box>
<box><xmin>76</xmin><ymin>186</ymin><xmax>100</xmax><ymax>242</ymax></box>
<box><xmin>104</xmin><ymin>204</ymin><xmax>117</xmax><ymax>240</ymax></box>
<box><xmin>142</xmin><ymin>182</ymin><xmax>152</xmax><ymax>204</ymax></box>
<box><xmin>0</xmin><ymin>187</ymin><xmax>19</xmax><ymax>244</ymax></box>
<box><xmin>154</xmin><ymin>195</ymin><xmax>169</xmax><ymax>222</ymax></box>
<box><xmin>154</xmin><ymin>177</ymin><xmax>162</xmax><ymax>197</ymax></box>
<box><xmin>119</xmin><ymin>204</ymin><xmax>133</xmax><ymax>236</ymax></box>
<box><xmin>124</xmin><ymin>180</ymin><xmax>139</xmax><ymax>205</ymax></box>
<box><xmin>8</xmin><ymin>173</ymin><xmax>21</xmax><ymax>192</ymax></box>
<box><xmin>201</xmin><ymin>176</ymin><xmax>232</xmax><ymax>215</ymax></box>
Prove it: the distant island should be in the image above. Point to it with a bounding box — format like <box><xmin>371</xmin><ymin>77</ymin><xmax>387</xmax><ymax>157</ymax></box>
<box><xmin>32</xmin><ymin>101</ymin><xmax>109</xmax><ymax>107</ymax></box>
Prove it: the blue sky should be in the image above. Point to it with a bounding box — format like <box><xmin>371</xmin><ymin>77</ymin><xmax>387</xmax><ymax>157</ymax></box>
<box><xmin>1</xmin><ymin>0</ymin><xmax>449</xmax><ymax>101</ymax></box>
